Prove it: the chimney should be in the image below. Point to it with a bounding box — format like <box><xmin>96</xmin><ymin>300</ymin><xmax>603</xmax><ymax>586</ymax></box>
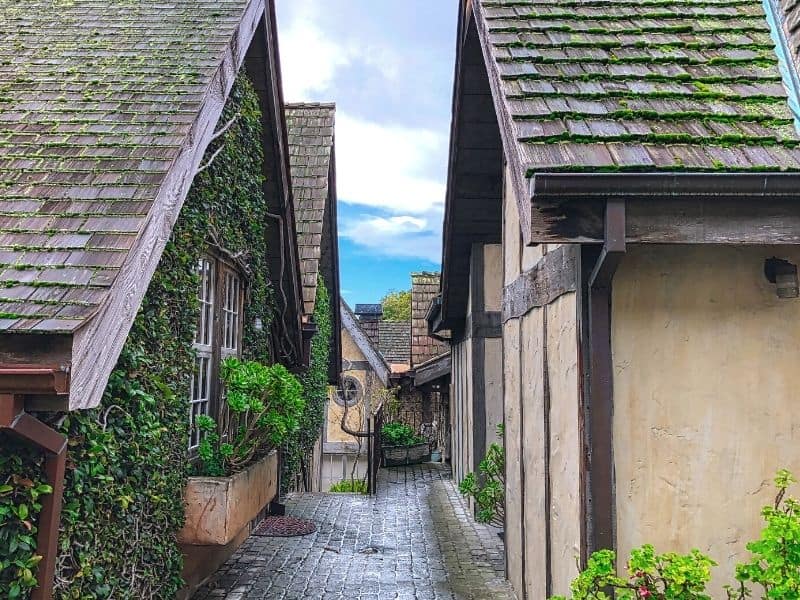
<box><xmin>411</xmin><ymin>273</ymin><xmax>447</xmax><ymax>368</ymax></box>
<box><xmin>354</xmin><ymin>303</ymin><xmax>382</xmax><ymax>347</ymax></box>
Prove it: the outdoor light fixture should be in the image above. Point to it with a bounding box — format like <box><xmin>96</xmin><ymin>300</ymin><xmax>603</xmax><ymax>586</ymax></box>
<box><xmin>253</xmin><ymin>317</ymin><xmax>263</xmax><ymax>331</ymax></box>
<box><xmin>764</xmin><ymin>258</ymin><xmax>799</xmax><ymax>298</ymax></box>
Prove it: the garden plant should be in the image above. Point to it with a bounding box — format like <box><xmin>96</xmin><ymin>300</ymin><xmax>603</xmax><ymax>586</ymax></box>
<box><xmin>459</xmin><ymin>424</ymin><xmax>505</xmax><ymax>525</ymax></box>
<box><xmin>550</xmin><ymin>470</ymin><xmax>800</xmax><ymax>600</ymax></box>
<box><xmin>195</xmin><ymin>358</ymin><xmax>304</xmax><ymax>477</ymax></box>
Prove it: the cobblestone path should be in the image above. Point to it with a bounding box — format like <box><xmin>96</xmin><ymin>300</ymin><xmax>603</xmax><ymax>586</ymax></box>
<box><xmin>195</xmin><ymin>463</ymin><xmax>517</xmax><ymax>600</ymax></box>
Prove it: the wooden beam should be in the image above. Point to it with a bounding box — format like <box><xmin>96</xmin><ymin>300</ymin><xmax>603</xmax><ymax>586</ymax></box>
<box><xmin>502</xmin><ymin>245</ymin><xmax>579</xmax><ymax>322</ymax></box>
<box><xmin>532</xmin><ymin>198</ymin><xmax>800</xmax><ymax>245</ymax></box>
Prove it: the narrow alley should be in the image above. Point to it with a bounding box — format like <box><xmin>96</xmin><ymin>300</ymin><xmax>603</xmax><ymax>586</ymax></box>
<box><xmin>195</xmin><ymin>464</ymin><xmax>516</xmax><ymax>600</ymax></box>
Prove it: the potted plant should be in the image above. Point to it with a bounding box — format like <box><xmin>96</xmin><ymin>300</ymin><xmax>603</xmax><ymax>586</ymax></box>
<box><xmin>179</xmin><ymin>358</ymin><xmax>303</xmax><ymax>546</ymax></box>
<box><xmin>380</xmin><ymin>422</ymin><xmax>430</xmax><ymax>467</ymax></box>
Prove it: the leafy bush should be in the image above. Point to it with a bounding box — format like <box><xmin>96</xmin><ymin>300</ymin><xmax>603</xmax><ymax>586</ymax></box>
<box><xmin>459</xmin><ymin>435</ymin><xmax>505</xmax><ymax>525</ymax></box>
<box><xmin>195</xmin><ymin>358</ymin><xmax>304</xmax><ymax>477</ymax></box>
<box><xmin>551</xmin><ymin>470</ymin><xmax>800</xmax><ymax>600</ymax></box>
<box><xmin>329</xmin><ymin>479</ymin><xmax>368</xmax><ymax>494</ymax></box>
<box><xmin>281</xmin><ymin>278</ymin><xmax>333</xmax><ymax>493</ymax></box>
<box><xmin>0</xmin><ymin>438</ymin><xmax>49</xmax><ymax>599</ymax></box>
<box><xmin>381</xmin><ymin>422</ymin><xmax>424</xmax><ymax>447</ymax></box>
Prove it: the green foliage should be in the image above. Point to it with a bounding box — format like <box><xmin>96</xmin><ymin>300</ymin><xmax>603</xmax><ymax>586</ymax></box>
<box><xmin>381</xmin><ymin>422</ymin><xmax>425</xmax><ymax>447</ymax></box>
<box><xmin>0</xmin><ymin>72</ymin><xmax>277</xmax><ymax>599</ymax></box>
<box><xmin>734</xmin><ymin>469</ymin><xmax>800</xmax><ymax>598</ymax></box>
<box><xmin>459</xmin><ymin>431</ymin><xmax>505</xmax><ymax>525</ymax></box>
<box><xmin>0</xmin><ymin>438</ymin><xmax>48</xmax><ymax>599</ymax></box>
<box><xmin>381</xmin><ymin>289</ymin><xmax>412</xmax><ymax>322</ymax></box>
<box><xmin>281</xmin><ymin>278</ymin><xmax>333</xmax><ymax>493</ymax></box>
<box><xmin>551</xmin><ymin>470</ymin><xmax>800</xmax><ymax>600</ymax></box>
<box><xmin>329</xmin><ymin>479</ymin><xmax>368</xmax><ymax>494</ymax></box>
<box><xmin>195</xmin><ymin>359</ymin><xmax>304</xmax><ymax>477</ymax></box>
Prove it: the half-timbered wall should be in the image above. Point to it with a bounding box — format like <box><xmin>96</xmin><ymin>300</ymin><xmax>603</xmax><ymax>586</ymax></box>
<box><xmin>501</xmin><ymin>167</ymin><xmax>582</xmax><ymax>598</ymax></box>
<box><xmin>450</xmin><ymin>244</ymin><xmax>503</xmax><ymax>487</ymax></box>
<box><xmin>613</xmin><ymin>245</ymin><xmax>800</xmax><ymax>596</ymax></box>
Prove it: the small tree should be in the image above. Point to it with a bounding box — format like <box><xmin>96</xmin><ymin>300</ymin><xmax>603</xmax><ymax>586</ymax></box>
<box><xmin>381</xmin><ymin>289</ymin><xmax>411</xmax><ymax>322</ymax></box>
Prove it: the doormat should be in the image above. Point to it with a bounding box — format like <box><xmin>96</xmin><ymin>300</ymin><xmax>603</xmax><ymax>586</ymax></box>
<box><xmin>252</xmin><ymin>516</ymin><xmax>317</xmax><ymax>537</ymax></box>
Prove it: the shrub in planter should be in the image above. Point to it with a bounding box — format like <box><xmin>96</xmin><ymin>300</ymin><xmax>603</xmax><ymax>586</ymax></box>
<box><xmin>195</xmin><ymin>358</ymin><xmax>304</xmax><ymax>477</ymax></box>
<box><xmin>381</xmin><ymin>422</ymin><xmax>424</xmax><ymax>447</ymax></box>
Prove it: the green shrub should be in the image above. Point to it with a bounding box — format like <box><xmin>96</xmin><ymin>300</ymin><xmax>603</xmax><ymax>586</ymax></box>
<box><xmin>329</xmin><ymin>479</ymin><xmax>368</xmax><ymax>494</ymax></box>
<box><xmin>195</xmin><ymin>358</ymin><xmax>304</xmax><ymax>477</ymax></box>
<box><xmin>381</xmin><ymin>422</ymin><xmax>424</xmax><ymax>447</ymax></box>
<box><xmin>281</xmin><ymin>279</ymin><xmax>333</xmax><ymax>493</ymax></box>
<box><xmin>459</xmin><ymin>433</ymin><xmax>505</xmax><ymax>525</ymax></box>
<box><xmin>551</xmin><ymin>470</ymin><xmax>800</xmax><ymax>600</ymax></box>
<box><xmin>0</xmin><ymin>438</ymin><xmax>49</xmax><ymax>599</ymax></box>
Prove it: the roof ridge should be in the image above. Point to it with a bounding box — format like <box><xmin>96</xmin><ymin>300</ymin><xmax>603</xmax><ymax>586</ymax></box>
<box><xmin>285</xmin><ymin>102</ymin><xmax>336</xmax><ymax>109</ymax></box>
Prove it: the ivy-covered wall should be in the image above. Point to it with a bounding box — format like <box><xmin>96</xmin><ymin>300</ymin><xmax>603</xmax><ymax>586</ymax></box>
<box><xmin>282</xmin><ymin>278</ymin><xmax>332</xmax><ymax>493</ymax></box>
<box><xmin>0</xmin><ymin>72</ymin><xmax>278</xmax><ymax>599</ymax></box>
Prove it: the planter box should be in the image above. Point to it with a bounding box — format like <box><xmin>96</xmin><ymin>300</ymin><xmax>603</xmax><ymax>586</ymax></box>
<box><xmin>381</xmin><ymin>442</ymin><xmax>430</xmax><ymax>467</ymax></box>
<box><xmin>178</xmin><ymin>450</ymin><xmax>278</xmax><ymax>546</ymax></box>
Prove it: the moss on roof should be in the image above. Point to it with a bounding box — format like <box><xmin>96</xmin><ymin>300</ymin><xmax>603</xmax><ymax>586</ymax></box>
<box><xmin>0</xmin><ymin>0</ymin><xmax>253</xmax><ymax>332</ymax></box>
<box><xmin>477</xmin><ymin>0</ymin><xmax>800</xmax><ymax>172</ymax></box>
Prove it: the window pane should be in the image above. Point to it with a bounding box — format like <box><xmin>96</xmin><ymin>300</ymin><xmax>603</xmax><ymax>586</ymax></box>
<box><xmin>195</xmin><ymin>257</ymin><xmax>215</xmax><ymax>347</ymax></box>
<box><xmin>222</xmin><ymin>271</ymin><xmax>241</xmax><ymax>352</ymax></box>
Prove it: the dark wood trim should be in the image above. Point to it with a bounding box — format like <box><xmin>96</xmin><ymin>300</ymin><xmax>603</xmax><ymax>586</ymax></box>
<box><xmin>516</xmin><ymin>318</ymin><xmax>528</xmax><ymax>599</ymax></box>
<box><xmin>471</xmin><ymin>244</ymin><xmax>487</xmax><ymax>476</ymax></box>
<box><xmin>413</xmin><ymin>354</ymin><xmax>451</xmax><ymax>387</ymax></box>
<box><xmin>530</xmin><ymin>196</ymin><xmax>800</xmax><ymax>245</ymax></box>
<box><xmin>542</xmin><ymin>287</ymin><xmax>553</xmax><ymax>597</ymax></box>
<box><xmin>464</xmin><ymin>310</ymin><xmax>502</xmax><ymax>339</ymax></box>
<box><xmin>586</xmin><ymin>201</ymin><xmax>626</xmax><ymax>556</ymax></box>
<box><xmin>578</xmin><ymin>246</ymin><xmax>595</xmax><ymax>569</ymax></box>
<box><xmin>502</xmin><ymin>245</ymin><xmax>579</xmax><ymax>322</ymax></box>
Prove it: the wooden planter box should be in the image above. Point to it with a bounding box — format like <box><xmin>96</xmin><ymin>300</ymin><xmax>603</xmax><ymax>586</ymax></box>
<box><xmin>178</xmin><ymin>450</ymin><xmax>278</xmax><ymax>546</ymax></box>
<box><xmin>381</xmin><ymin>442</ymin><xmax>430</xmax><ymax>467</ymax></box>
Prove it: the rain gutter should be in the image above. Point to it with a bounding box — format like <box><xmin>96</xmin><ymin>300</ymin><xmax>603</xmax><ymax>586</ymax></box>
<box><xmin>531</xmin><ymin>172</ymin><xmax>800</xmax><ymax>201</ymax></box>
<box><xmin>0</xmin><ymin>367</ymin><xmax>69</xmax><ymax>600</ymax></box>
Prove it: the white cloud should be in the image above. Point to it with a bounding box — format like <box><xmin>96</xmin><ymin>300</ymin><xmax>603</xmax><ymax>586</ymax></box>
<box><xmin>278</xmin><ymin>0</ymin><xmax>400</xmax><ymax>100</ymax></box>
<box><xmin>335</xmin><ymin>113</ymin><xmax>446</xmax><ymax>215</ymax></box>
<box><xmin>276</xmin><ymin>0</ymin><xmax>447</xmax><ymax>261</ymax></box>
<box><xmin>340</xmin><ymin>211</ymin><xmax>443</xmax><ymax>264</ymax></box>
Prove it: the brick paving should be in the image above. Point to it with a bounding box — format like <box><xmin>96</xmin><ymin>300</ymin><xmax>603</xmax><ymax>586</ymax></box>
<box><xmin>195</xmin><ymin>463</ymin><xmax>517</xmax><ymax>600</ymax></box>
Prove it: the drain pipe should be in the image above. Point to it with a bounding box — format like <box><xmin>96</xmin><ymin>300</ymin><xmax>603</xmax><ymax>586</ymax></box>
<box><xmin>0</xmin><ymin>368</ymin><xmax>69</xmax><ymax>600</ymax></box>
<box><xmin>586</xmin><ymin>200</ymin><xmax>626</xmax><ymax>556</ymax></box>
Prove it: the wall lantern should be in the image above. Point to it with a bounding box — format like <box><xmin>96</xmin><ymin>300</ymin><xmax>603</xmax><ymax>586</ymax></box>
<box><xmin>764</xmin><ymin>257</ymin><xmax>799</xmax><ymax>299</ymax></box>
<box><xmin>253</xmin><ymin>317</ymin><xmax>263</xmax><ymax>331</ymax></box>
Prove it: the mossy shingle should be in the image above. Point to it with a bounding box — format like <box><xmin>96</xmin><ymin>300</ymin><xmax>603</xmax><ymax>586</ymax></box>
<box><xmin>0</xmin><ymin>0</ymin><xmax>253</xmax><ymax>332</ymax></box>
<box><xmin>477</xmin><ymin>0</ymin><xmax>800</xmax><ymax>173</ymax></box>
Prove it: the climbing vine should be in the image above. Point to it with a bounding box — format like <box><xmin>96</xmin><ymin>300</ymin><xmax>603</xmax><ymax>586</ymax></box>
<box><xmin>281</xmin><ymin>278</ymin><xmax>332</xmax><ymax>493</ymax></box>
<box><xmin>0</xmin><ymin>72</ymin><xmax>277</xmax><ymax>599</ymax></box>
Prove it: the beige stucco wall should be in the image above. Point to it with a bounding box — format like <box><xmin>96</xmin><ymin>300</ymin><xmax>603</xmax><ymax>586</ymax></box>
<box><xmin>547</xmin><ymin>290</ymin><xmax>582</xmax><ymax>594</ymax></box>
<box><xmin>501</xmin><ymin>164</ymin><xmax>582</xmax><ymax>597</ymax></box>
<box><xmin>613</xmin><ymin>245</ymin><xmax>800</xmax><ymax>596</ymax></box>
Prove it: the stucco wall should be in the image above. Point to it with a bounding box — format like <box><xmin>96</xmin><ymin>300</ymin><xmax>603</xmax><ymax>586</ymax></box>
<box><xmin>613</xmin><ymin>245</ymin><xmax>800</xmax><ymax>596</ymax></box>
<box><xmin>501</xmin><ymin>165</ymin><xmax>582</xmax><ymax>598</ymax></box>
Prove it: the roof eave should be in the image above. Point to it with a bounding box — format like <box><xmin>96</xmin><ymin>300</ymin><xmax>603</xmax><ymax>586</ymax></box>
<box><xmin>531</xmin><ymin>171</ymin><xmax>800</xmax><ymax>201</ymax></box>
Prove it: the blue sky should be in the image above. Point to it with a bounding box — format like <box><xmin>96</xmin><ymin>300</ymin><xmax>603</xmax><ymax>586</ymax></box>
<box><xmin>275</xmin><ymin>0</ymin><xmax>457</xmax><ymax>304</ymax></box>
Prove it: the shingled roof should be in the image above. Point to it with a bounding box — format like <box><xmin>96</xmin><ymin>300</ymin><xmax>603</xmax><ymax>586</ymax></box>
<box><xmin>285</xmin><ymin>103</ymin><xmax>336</xmax><ymax>317</ymax></box>
<box><xmin>475</xmin><ymin>0</ymin><xmax>800</xmax><ymax>174</ymax></box>
<box><xmin>378</xmin><ymin>321</ymin><xmax>411</xmax><ymax>366</ymax></box>
<box><xmin>0</xmin><ymin>0</ymin><xmax>277</xmax><ymax>410</ymax></box>
<box><xmin>0</xmin><ymin>0</ymin><xmax>264</xmax><ymax>332</ymax></box>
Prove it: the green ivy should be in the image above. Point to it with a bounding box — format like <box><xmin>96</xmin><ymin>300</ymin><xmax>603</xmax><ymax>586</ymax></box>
<box><xmin>281</xmin><ymin>278</ymin><xmax>332</xmax><ymax>493</ymax></box>
<box><xmin>0</xmin><ymin>71</ymin><xmax>278</xmax><ymax>599</ymax></box>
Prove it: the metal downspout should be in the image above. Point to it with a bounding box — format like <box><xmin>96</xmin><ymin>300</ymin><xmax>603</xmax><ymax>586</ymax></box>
<box><xmin>0</xmin><ymin>385</ymin><xmax>68</xmax><ymax>600</ymax></box>
<box><xmin>586</xmin><ymin>200</ymin><xmax>626</xmax><ymax>556</ymax></box>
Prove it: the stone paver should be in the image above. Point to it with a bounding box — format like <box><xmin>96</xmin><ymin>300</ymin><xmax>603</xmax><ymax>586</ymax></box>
<box><xmin>195</xmin><ymin>463</ymin><xmax>517</xmax><ymax>600</ymax></box>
